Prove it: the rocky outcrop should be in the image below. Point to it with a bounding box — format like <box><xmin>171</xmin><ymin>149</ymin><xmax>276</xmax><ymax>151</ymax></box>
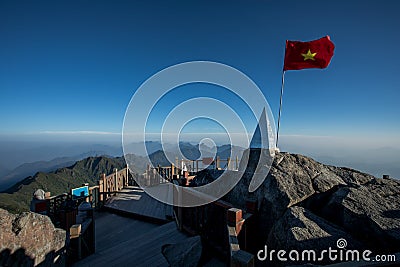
<box><xmin>320</xmin><ymin>178</ymin><xmax>400</xmax><ymax>251</ymax></box>
<box><xmin>161</xmin><ymin>235</ymin><xmax>202</xmax><ymax>267</ymax></box>
<box><xmin>266</xmin><ymin>206</ymin><xmax>365</xmax><ymax>265</ymax></box>
<box><xmin>222</xmin><ymin>151</ymin><xmax>400</xmax><ymax>265</ymax></box>
<box><xmin>0</xmin><ymin>208</ymin><xmax>66</xmax><ymax>266</ymax></box>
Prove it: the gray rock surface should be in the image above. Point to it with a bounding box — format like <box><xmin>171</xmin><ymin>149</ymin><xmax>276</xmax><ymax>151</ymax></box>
<box><xmin>321</xmin><ymin>178</ymin><xmax>400</xmax><ymax>250</ymax></box>
<box><xmin>267</xmin><ymin>206</ymin><xmax>362</xmax><ymax>254</ymax></box>
<box><xmin>223</xmin><ymin>151</ymin><xmax>400</xmax><ymax>264</ymax></box>
<box><xmin>227</xmin><ymin>152</ymin><xmax>351</xmax><ymax>240</ymax></box>
<box><xmin>162</xmin><ymin>235</ymin><xmax>202</xmax><ymax>267</ymax></box>
<box><xmin>0</xmin><ymin>208</ymin><xmax>65</xmax><ymax>266</ymax></box>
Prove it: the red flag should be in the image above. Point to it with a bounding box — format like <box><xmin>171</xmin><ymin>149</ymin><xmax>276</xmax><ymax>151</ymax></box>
<box><xmin>283</xmin><ymin>36</ymin><xmax>335</xmax><ymax>71</ymax></box>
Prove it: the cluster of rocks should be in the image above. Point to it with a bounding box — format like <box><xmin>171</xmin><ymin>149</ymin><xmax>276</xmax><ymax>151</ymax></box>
<box><xmin>0</xmin><ymin>208</ymin><xmax>65</xmax><ymax>266</ymax></box>
<box><xmin>225</xmin><ymin>151</ymin><xmax>400</xmax><ymax>265</ymax></box>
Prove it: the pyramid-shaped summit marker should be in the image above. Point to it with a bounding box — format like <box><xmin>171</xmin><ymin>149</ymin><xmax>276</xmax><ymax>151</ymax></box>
<box><xmin>239</xmin><ymin>107</ymin><xmax>275</xmax><ymax>192</ymax></box>
<box><xmin>249</xmin><ymin>107</ymin><xmax>275</xmax><ymax>152</ymax></box>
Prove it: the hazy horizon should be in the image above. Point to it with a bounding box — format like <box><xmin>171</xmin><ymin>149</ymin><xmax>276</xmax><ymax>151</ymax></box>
<box><xmin>0</xmin><ymin>133</ymin><xmax>399</xmax><ymax>181</ymax></box>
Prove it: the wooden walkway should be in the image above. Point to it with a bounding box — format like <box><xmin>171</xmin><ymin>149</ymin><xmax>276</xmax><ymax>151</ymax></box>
<box><xmin>73</xmin><ymin>212</ymin><xmax>189</xmax><ymax>266</ymax></box>
<box><xmin>104</xmin><ymin>186</ymin><xmax>173</xmax><ymax>224</ymax></box>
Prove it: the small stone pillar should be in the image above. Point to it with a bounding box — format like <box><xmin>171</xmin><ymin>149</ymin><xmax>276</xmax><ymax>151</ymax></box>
<box><xmin>227</xmin><ymin>208</ymin><xmax>244</xmax><ymax>234</ymax></box>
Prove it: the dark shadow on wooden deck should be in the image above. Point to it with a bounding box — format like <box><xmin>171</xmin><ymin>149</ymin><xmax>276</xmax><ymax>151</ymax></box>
<box><xmin>104</xmin><ymin>186</ymin><xmax>173</xmax><ymax>224</ymax></box>
<box><xmin>73</xmin><ymin>212</ymin><xmax>189</xmax><ymax>266</ymax></box>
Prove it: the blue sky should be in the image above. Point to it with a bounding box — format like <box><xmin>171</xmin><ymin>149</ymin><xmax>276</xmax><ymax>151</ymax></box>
<box><xmin>1</xmin><ymin>0</ymin><xmax>399</xmax><ymax>149</ymax></box>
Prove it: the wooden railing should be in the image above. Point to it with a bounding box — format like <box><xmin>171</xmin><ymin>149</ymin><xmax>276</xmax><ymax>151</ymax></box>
<box><xmin>177</xmin><ymin>156</ymin><xmax>240</xmax><ymax>172</ymax></box>
<box><xmin>142</xmin><ymin>156</ymin><xmax>241</xmax><ymax>186</ymax></box>
<box><xmin>46</xmin><ymin>193</ymin><xmax>77</xmax><ymax>230</ymax></box>
<box><xmin>97</xmin><ymin>167</ymin><xmax>129</xmax><ymax>205</ymax></box>
<box><xmin>26</xmin><ymin>167</ymin><xmax>130</xmax><ymax>264</ymax></box>
<box><xmin>173</xmin><ymin>198</ymin><xmax>233</xmax><ymax>263</ymax></box>
<box><xmin>226</xmin><ymin>208</ymin><xmax>255</xmax><ymax>266</ymax></box>
<box><xmin>40</xmin><ymin>167</ymin><xmax>129</xmax><ymax>230</ymax></box>
<box><xmin>172</xmin><ymin>183</ymin><xmax>256</xmax><ymax>266</ymax></box>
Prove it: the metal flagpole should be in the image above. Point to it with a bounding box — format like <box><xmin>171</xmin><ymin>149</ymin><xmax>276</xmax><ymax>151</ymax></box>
<box><xmin>276</xmin><ymin>70</ymin><xmax>286</xmax><ymax>149</ymax></box>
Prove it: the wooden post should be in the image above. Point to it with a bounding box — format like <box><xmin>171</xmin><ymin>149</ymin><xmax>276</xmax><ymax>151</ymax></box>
<box><xmin>114</xmin><ymin>168</ymin><xmax>118</xmax><ymax>192</ymax></box>
<box><xmin>227</xmin><ymin>157</ymin><xmax>231</xmax><ymax>170</ymax></box>
<box><xmin>125</xmin><ymin>166</ymin><xmax>129</xmax><ymax>187</ymax></box>
<box><xmin>99</xmin><ymin>174</ymin><xmax>105</xmax><ymax>202</ymax></box>
<box><xmin>236</xmin><ymin>156</ymin><xmax>239</xmax><ymax>170</ymax></box>
<box><xmin>157</xmin><ymin>165</ymin><xmax>161</xmax><ymax>185</ymax></box>
<box><xmin>82</xmin><ymin>183</ymin><xmax>90</xmax><ymax>202</ymax></box>
<box><xmin>216</xmin><ymin>156</ymin><xmax>220</xmax><ymax>170</ymax></box>
<box><xmin>145</xmin><ymin>164</ymin><xmax>149</xmax><ymax>186</ymax></box>
<box><xmin>181</xmin><ymin>159</ymin><xmax>183</xmax><ymax>174</ymax></box>
<box><xmin>103</xmin><ymin>173</ymin><xmax>107</xmax><ymax>199</ymax></box>
<box><xmin>177</xmin><ymin>186</ymin><xmax>183</xmax><ymax>231</ymax></box>
<box><xmin>196</xmin><ymin>160</ymin><xmax>199</xmax><ymax>172</ymax></box>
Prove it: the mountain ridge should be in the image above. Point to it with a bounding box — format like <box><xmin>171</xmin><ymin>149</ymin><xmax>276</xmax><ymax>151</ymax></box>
<box><xmin>0</xmin><ymin>156</ymin><xmax>131</xmax><ymax>213</ymax></box>
<box><xmin>0</xmin><ymin>149</ymin><xmax>129</xmax><ymax>191</ymax></box>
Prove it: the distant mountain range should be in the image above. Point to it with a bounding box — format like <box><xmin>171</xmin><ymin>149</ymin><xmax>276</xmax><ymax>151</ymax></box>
<box><xmin>0</xmin><ymin>151</ymin><xmax>122</xmax><ymax>191</ymax></box>
<box><xmin>0</xmin><ymin>141</ymin><xmax>123</xmax><ymax>174</ymax></box>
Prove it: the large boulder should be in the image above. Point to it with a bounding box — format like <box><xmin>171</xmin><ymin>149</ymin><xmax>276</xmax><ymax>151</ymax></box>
<box><xmin>227</xmin><ymin>152</ymin><xmax>351</xmax><ymax>241</ymax></box>
<box><xmin>267</xmin><ymin>206</ymin><xmax>361</xmax><ymax>251</ymax></box>
<box><xmin>321</xmin><ymin>178</ymin><xmax>400</xmax><ymax>251</ymax></box>
<box><xmin>261</xmin><ymin>153</ymin><xmax>350</xmax><ymax>208</ymax></box>
<box><xmin>223</xmin><ymin>152</ymin><xmax>400</xmax><ymax>265</ymax></box>
<box><xmin>0</xmin><ymin>208</ymin><xmax>66</xmax><ymax>266</ymax></box>
<box><xmin>328</xmin><ymin>166</ymin><xmax>375</xmax><ymax>186</ymax></box>
<box><xmin>267</xmin><ymin>206</ymin><xmax>364</xmax><ymax>266</ymax></box>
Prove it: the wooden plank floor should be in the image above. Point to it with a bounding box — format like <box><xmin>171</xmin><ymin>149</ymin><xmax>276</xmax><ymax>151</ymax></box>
<box><xmin>74</xmin><ymin>212</ymin><xmax>189</xmax><ymax>267</ymax></box>
<box><xmin>104</xmin><ymin>186</ymin><xmax>173</xmax><ymax>222</ymax></box>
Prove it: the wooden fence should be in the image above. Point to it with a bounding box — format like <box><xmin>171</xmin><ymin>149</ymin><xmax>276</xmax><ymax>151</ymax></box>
<box><xmin>41</xmin><ymin>167</ymin><xmax>129</xmax><ymax>230</ymax></box>
<box><xmin>176</xmin><ymin>156</ymin><xmax>240</xmax><ymax>173</ymax></box>
<box><xmin>171</xmin><ymin>183</ymin><xmax>255</xmax><ymax>266</ymax></box>
<box><xmin>97</xmin><ymin>167</ymin><xmax>129</xmax><ymax>205</ymax></box>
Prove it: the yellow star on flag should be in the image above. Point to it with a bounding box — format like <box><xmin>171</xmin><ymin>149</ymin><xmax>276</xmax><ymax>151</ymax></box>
<box><xmin>301</xmin><ymin>49</ymin><xmax>317</xmax><ymax>61</ymax></box>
